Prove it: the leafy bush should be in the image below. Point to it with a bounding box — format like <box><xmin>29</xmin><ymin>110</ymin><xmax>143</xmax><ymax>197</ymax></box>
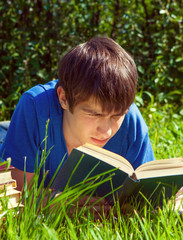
<box><xmin>0</xmin><ymin>0</ymin><xmax>183</xmax><ymax>120</ymax></box>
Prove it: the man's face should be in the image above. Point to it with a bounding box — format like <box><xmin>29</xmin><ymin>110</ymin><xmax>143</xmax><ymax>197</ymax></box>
<box><xmin>62</xmin><ymin>97</ymin><xmax>126</xmax><ymax>153</ymax></box>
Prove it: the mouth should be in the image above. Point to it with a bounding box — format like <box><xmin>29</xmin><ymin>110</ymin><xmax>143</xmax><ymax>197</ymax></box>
<box><xmin>90</xmin><ymin>137</ymin><xmax>109</xmax><ymax>145</ymax></box>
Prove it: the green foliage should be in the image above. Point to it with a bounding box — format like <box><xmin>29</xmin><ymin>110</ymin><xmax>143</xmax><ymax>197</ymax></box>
<box><xmin>0</xmin><ymin>2</ymin><xmax>183</xmax><ymax>237</ymax></box>
<box><xmin>0</xmin><ymin>0</ymin><xmax>183</xmax><ymax>120</ymax></box>
<box><xmin>141</xmin><ymin>101</ymin><xmax>183</xmax><ymax>159</ymax></box>
<box><xmin>0</xmin><ymin>114</ymin><xmax>183</xmax><ymax>239</ymax></box>
<box><xmin>135</xmin><ymin>90</ymin><xmax>183</xmax><ymax>159</ymax></box>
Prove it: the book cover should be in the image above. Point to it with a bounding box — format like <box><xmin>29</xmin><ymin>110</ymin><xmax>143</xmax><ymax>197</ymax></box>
<box><xmin>52</xmin><ymin>148</ymin><xmax>129</xmax><ymax>199</ymax></box>
<box><xmin>52</xmin><ymin>144</ymin><xmax>183</xmax><ymax>205</ymax></box>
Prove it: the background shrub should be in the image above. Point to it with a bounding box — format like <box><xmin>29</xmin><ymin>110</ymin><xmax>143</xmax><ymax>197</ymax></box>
<box><xmin>0</xmin><ymin>0</ymin><xmax>183</xmax><ymax>120</ymax></box>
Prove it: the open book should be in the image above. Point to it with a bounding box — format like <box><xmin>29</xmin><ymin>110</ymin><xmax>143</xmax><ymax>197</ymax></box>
<box><xmin>52</xmin><ymin>143</ymin><xmax>183</xmax><ymax>205</ymax></box>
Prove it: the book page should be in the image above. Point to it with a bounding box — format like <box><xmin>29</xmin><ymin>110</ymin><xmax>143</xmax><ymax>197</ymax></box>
<box><xmin>77</xmin><ymin>143</ymin><xmax>134</xmax><ymax>175</ymax></box>
<box><xmin>136</xmin><ymin>166</ymin><xmax>183</xmax><ymax>179</ymax></box>
<box><xmin>0</xmin><ymin>171</ymin><xmax>13</xmax><ymax>184</ymax></box>
<box><xmin>136</xmin><ymin>157</ymin><xmax>183</xmax><ymax>173</ymax></box>
<box><xmin>135</xmin><ymin>157</ymin><xmax>183</xmax><ymax>179</ymax></box>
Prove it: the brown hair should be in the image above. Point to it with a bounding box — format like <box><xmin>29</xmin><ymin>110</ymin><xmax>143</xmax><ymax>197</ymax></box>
<box><xmin>57</xmin><ymin>36</ymin><xmax>138</xmax><ymax>114</ymax></box>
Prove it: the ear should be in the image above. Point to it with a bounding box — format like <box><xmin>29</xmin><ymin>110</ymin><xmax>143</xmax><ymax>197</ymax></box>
<box><xmin>57</xmin><ymin>86</ymin><xmax>69</xmax><ymax>110</ymax></box>
<box><xmin>124</xmin><ymin>108</ymin><xmax>129</xmax><ymax>114</ymax></box>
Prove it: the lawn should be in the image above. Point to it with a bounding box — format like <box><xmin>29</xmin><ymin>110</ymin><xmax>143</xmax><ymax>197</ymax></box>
<box><xmin>0</xmin><ymin>101</ymin><xmax>183</xmax><ymax>240</ymax></box>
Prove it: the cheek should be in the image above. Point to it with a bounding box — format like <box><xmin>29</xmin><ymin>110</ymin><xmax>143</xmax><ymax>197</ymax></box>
<box><xmin>78</xmin><ymin>117</ymin><xmax>97</xmax><ymax>130</ymax></box>
<box><xmin>112</xmin><ymin>118</ymin><xmax>124</xmax><ymax>132</ymax></box>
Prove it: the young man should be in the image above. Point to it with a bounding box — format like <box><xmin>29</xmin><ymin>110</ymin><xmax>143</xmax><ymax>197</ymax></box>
<box><xmin>0</xmin><ymin>37</ymin><xmax>155</xmax><ymax>193</ymax></box>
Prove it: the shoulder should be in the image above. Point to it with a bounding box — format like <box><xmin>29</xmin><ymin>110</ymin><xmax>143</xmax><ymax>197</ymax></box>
<box><xmin>106</xmin><ymin>103</ymin><xmax>149</xmax><ymax>153</ymax></box>
<box><xmin>26</xmin><ymin>79</ymin><xmax>58</xmax><ymax>97</ymax></box>
<box><xmin>125</xmin><ymin>103</ymin><xmax>148</xmax><ymax>136</ymax></box>
<box><xmin>126</xmin><ymin>103</ymin><xmax>146</xmax><ymax>124</ymax></box>
<box><xmin>113</xmin><ymin>103</ymin><xmax>149</xmax><ymax>148</ymax></box>
<box><xmin>18</xmin><ymin>80</ymin><xmax>61</xmax><ymax>118</ymax></box>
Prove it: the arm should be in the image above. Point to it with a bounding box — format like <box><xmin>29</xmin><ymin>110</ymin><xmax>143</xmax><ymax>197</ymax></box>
<box><xmin>11</xmin><ymin>167</ymin><xmax>34</xmax><ymax>191</ymax></box>
<box><xmin>124</xmin><ymin>104</ymin><xmax>155</xmax><ymax>169</ymax></box>
<box><xmin>11</xmin><ymin>167</ymin><xmax>59</xmax><ymax>208</ymax></box>
<box><xmin>11</xmin><ymin>167</ymin><xmax>131</xmax><ymax>219</ymax></box>
<box><xmin>0</xmin><ymin>93</ymin><xmax>41</xmax><ymax>174</ymax></box>
<box><xmin>11</xmin><ymin>167</ymin><xmax>112</xmax><ymax>217</ymax></box>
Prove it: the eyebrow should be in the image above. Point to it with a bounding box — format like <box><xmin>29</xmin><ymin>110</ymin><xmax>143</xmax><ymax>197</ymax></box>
<box><xmin>82</xmin><ymin>107</ymin><xmax>103</xmax><ymax>115</ymax></box>
<box><xmin>82</xmin><ymin>107</ymin><xmax>123</xmax><ymax>116</ymax></box>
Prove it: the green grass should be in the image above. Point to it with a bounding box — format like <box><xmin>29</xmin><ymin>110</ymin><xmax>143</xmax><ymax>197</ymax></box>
<box><xmin>140</xmin><ymin>103</ymin><xmax>183</xmax><ymax>159</ymax></box>
<box><xmin>0</xmin><ymin>102</ymin><xmax>183</xmax><ymax>240</ymax></box>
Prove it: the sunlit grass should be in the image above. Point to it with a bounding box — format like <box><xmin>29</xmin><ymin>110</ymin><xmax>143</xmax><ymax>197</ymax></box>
<box><xmin>0</xmin><ymin>102</ymin><xmax>183</xmax><ymax>239</ymax></box>
<box><xmin>140</xmin><ymin>102</ymin><xmax>183</xmax><ymax>159</ymax></box>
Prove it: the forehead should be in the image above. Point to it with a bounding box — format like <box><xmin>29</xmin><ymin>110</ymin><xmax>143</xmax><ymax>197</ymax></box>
<box><xmin>75</xmin><ymin>97</ymin><xmax>123</xmax><ymax>115</ymax></box>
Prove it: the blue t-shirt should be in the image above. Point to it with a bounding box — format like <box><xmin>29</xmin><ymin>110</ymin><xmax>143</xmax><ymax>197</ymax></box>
<box><xmin>0</xmin><ymin>80</ymin><xmax>155</xmax><ymax>186</ymax></box>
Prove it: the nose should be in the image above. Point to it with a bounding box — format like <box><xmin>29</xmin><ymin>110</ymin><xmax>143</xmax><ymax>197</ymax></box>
<box><xmin>97</xmin><ymin>119</ymin><xmax>112</xmax><ymax>138</ymax></box>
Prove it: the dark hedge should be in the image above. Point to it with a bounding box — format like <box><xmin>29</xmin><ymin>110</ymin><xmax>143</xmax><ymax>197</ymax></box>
<box><xmin>0</xmin><ymin>0</ymin><xmax>183</xmax><ymax>119</ymax></box>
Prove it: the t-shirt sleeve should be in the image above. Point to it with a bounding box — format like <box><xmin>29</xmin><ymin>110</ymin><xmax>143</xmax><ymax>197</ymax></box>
<box><xmin>126</xmin><ymin>131</ymin><xmax>155</xmax><ymax>169</ymax></box>
<box><xmin>122</xmin><ymin>104</ymin><xmax>155</xmax><ymax>169</ymax></box>
<box><xmin>0</xmin><ymin>93</ymin><xmax>40</xmax><ymax>172</ymax></box>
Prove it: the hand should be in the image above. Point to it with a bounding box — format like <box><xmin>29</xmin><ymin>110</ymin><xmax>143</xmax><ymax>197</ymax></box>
<box><xmin>70</xmin><ymin>196</ymin><xmax>134</xmax><ymax>220</ymax></box>
<box><xmin>173</xmin><ymin>187</ymin><xmax>183</xmax><ymax>213</ymax></box>
<box><xmin>70</xmin><ymin>195</ymin><xmax>112</xmax><ymax>220</ymax></box>
<box><xmin>48</xmin><ymin>191</ymin><xmax>135</xmax><ymax>220</ymax></box>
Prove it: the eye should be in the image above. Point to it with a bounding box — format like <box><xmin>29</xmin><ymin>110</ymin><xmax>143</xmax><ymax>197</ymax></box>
<box><xmin>111</xmin><ymin>115</ymin><xmax>122</xmax><ymax>121</ymax></box>
<box><xmin>88</xmin><ymin>113</ymin><xmax>102</xmax><ymax>117</ymax></box>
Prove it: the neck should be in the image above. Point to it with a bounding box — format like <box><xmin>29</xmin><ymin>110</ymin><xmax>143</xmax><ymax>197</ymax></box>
<box><xmin>65</xmin><ymin>140</ymin><xmax>75</xmax><ymax>155</ymax></box>
<box><xmin>62</xmin><ymin>111</ymin><xmax>79</xmax><ymax>155</ymax></box>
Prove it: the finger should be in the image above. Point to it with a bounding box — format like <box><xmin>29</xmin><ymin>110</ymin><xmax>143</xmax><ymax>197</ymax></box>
<box><xmin>120</xmin><ymin>203</ymin><xmax>134</xmax><ymax>214</ymax></box>
<box><xmin>77</xmin><ymin>196</ymin><xmax>107</xmax><ymax>206</ymax></box>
